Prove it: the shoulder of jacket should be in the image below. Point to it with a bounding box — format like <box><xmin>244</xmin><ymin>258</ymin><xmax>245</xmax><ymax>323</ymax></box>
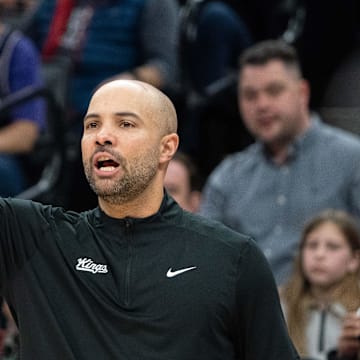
<box><xmin>181</xmin><ymin>211</ymin><xmax>251</xmax><ymax>250</ymax></box>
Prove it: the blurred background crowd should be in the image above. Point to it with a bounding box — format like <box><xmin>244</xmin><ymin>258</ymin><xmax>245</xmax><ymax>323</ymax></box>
<box><xmin>0</xmin><ymin>0</ymin><xmax>360</xmax><ymax>359</ymax></box>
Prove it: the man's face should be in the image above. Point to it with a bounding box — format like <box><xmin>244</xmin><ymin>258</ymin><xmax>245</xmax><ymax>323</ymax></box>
<box><xmin>164</xmin><ymin>160</ymin><xmax>193</xmax><ymax>212</ymax></box>
<box><xmin>238</xmin><ymin>60</ymin><xmax>309</xmax><ymax>147</ymax></box>
<box><xmin>0</xmin><ymin>0</ymin><xmax>22</xmax><ymax>14</ymax></box>
<box><xmin>81</xmin><ymin>83</ymin><xmax>162</xmax><ymax>205</ymax></box>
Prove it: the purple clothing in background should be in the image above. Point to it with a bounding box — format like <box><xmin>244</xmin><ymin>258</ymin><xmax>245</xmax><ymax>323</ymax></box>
<box><xmin>5</xmin><ymin>32</ymin><xmax>46</xmax><ymax>129</ymax></box>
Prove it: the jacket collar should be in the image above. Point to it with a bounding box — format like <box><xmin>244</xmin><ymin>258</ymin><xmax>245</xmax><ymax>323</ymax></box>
<box><xmin>89</xmin><ymin>191</ymin><xmax>181</xmax><ymax>228</ymax></box>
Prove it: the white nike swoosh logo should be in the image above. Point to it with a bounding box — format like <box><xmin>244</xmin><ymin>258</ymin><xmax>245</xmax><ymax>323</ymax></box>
<box><xmin>166</xmin><ymin>266</ymin><xmax>197</xmax><ymax>278</ymax></box>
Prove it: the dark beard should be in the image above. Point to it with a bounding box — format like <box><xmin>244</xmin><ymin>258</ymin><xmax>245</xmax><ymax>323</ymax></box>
<box><xmin>88</xmin><ymin>168</ymin><xmax>157</xmax><ymax>205</ymax></box>
<box><xmin>83</xmin><ymin>148</ymin><xmax>159</xmax><ymax>205</ymax></box>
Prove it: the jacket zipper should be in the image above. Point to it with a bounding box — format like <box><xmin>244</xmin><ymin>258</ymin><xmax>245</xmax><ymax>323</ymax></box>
<box><xmin>124</xmin><ymin>219</ymin><xmax>132</xmax><ymax>306</ymax></box>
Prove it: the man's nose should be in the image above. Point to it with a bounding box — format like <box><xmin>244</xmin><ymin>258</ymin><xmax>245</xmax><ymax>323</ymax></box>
<box><xmin>95</xmin><ymin>127</ymin><xmax>116</xmax><ymax>146</ymax></box>
<box><xmin>256</xmin><ymin>93</ymin><xmax>271</xmax><ymax>109</ymax></box>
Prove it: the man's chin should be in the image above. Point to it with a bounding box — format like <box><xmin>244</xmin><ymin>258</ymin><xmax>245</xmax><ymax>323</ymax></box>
<box><xmin>93</xmin><ymin>185</ymin><xmax>117</xmax><ymax>196</ymax></box>
<box><xmin>258</xmin><ymin>127</ymin><xmax>284</xmax><ymax>143</ymax></box>
<box><xmin>89</xmin><ymin>181</ymin><xmax>118</xmax><ymax>197</ymax></box>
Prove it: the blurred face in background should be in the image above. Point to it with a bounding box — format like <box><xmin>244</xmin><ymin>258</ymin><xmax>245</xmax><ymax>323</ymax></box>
<box><xmin>238</xmin><ymin>60</ymin><xmax>310</xmax><ymax>150</ymax></box>
<box><xmin>164</xmin><ymin>159</ymin><xmax>200</xmax><ymax>213</ymax></box>
<box><xmin>301</xmin><ymin>221</ymin><xmax>359</xmax><ymax>293</ymax></box>
<box><xmin>0</xmin><ymin>0</ymin><xmax>31</xmax><ymax>18</ymax></box>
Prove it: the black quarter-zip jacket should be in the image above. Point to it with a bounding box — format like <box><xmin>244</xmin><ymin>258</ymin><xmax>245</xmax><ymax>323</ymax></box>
<box><xmin>0</xmin><ymin>194</ymin><xmax>299</xmax><ymax>359</ymax></box>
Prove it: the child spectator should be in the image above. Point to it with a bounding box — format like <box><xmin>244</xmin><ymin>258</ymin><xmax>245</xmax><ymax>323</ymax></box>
<box><xmin>281</xmin><ymin>209</ymin><xmax>360</xmax><ymax>360</ymax></box>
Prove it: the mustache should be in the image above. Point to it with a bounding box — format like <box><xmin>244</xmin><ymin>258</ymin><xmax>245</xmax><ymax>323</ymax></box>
<box><xmin>90</xmin><ymin>145</ymin><xmax>126</xmax><ymax>168</ymax></box>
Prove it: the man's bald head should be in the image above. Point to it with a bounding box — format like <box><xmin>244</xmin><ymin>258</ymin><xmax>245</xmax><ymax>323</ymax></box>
<box><xmin>91</xmin><ymin>80</ymin><xmax>178</xmax><ymax>136</ymax></box>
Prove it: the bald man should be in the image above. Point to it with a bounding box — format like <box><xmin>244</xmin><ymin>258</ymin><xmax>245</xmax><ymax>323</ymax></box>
<box><xmin>0</xmin><ymin>80</ymin><xmax>299</xmax><ymax>359</ymax></box>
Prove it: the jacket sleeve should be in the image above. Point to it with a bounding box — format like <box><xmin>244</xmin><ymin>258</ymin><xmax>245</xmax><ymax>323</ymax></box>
<box><xmin>0</xmin><ymin>198</ymin><xmax>49</xmax><ymax>294</ymax></box>
<box><xmin>234</xmin><ymin>238</ymin><xmax>300</xmax><ymax>359</ymax></box>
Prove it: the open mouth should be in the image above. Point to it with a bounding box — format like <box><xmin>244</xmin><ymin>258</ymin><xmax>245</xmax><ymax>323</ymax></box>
<box><xmin>95</xmin><ymin>156</ymin><xmax>120</xmax><ymax>172</ymax></box>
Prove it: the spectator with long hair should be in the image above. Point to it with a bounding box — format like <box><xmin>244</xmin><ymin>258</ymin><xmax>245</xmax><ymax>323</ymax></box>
<box><xmin>281</xmin><ymin>209</ymin><xmax>360</xmax><ymax>360</ymax></box>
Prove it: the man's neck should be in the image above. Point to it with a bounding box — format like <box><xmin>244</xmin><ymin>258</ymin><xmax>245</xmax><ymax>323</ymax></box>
<box><xmin>270</xmin><ymin>146</ymin><xmax>291</xmax><ymax>165</ymax></box>
<box><xmin>98</xmin><ymin>186</ymin><xmax>164</xmax><ymax>219</ymax></box>
<box><xmin>268</xmin><ymin>113</ymin><xmax>312</xmax><ymax>165</ymax></box>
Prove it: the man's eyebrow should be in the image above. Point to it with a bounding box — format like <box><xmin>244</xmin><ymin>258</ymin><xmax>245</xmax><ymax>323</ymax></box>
<box><xmin>114</xmin><ymin>111</ymin><xmax>142</xmax><ymax>120</ymax></box>
<box><xmin>83</xmin><ymin>113</ymin><xmax>100</xmax><ymax>122</ymax></box>
<box><xmin>83</xmin><ymin>111</ymin><xmax>141</xmax><ymax>122</ymax></box>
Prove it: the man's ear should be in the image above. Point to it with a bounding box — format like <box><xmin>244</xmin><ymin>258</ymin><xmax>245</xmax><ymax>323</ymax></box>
<box><xmin>348</xmin><ymin>250</ymin><xmax>360</xmax><ymax>274</ymax></box>
<box><xmin>159</xmin><ymin>133</ymin><xmax>179</xmax><ymax>164</ymax></box>
<box><xmin>299</xmin><ymin>79</ymin><xmax>311</xmax><ymax>108</ymax></box>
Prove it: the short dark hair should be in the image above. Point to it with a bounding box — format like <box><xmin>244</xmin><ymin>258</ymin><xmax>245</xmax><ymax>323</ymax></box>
<box><xmin>238</xmin><ymin>39</ymin><xmax>302</xmax><ymax>76</ymax></box>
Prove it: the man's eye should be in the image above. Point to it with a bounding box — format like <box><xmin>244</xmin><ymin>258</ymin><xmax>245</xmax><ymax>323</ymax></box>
<box><xmin>242</xmin><ymin>90</ymin><xmax>257</xmax><ymax>101</ymax></box>
<box><xmin>120</xmin><ymin>121</ymin><xmax>134</xmax><ymax>128</ymax></box>
<box><xmin>86</xmin><ymin>122</ymin><xmax>98</xmax><ymax>129</ymax></box>
<box><xmin>266</xmin><ymin>84</ymin><xmax>284</xmax><ymax>97</ymax></box>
